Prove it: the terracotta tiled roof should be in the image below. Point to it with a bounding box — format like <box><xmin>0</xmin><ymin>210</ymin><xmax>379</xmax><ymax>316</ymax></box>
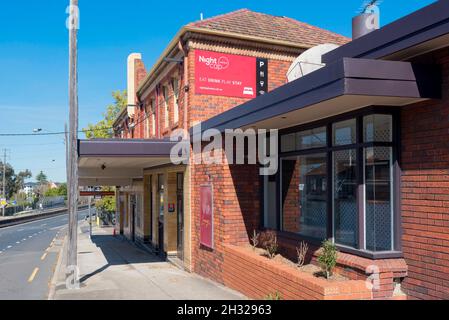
<box><xmin>188</xmin><ymin>9</ymin><xmax>350</xmax><ymax>47</ymax></box>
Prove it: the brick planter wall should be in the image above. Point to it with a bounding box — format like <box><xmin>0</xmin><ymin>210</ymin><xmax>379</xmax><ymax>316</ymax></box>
<box><xmin>223</xmin><ymin>245</ymin><xmax>372</xmax><ymax>300</ymax></box>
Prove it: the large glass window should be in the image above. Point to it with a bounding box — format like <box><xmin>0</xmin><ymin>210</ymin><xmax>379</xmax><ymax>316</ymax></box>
<box><xmin>365</xmin><ymin>147</ymin><xmax>394</xmax><ymax>251</ymax></box>
<box><xmin>333</xmin><ymin>149</ymin><xmax>358</xmax><ymax>248</ymax></box>
<box><xmin>278</xmin><ymin>111</ymin><xmax>397</xmax><ymax>255</ymax></box>
<box><xmin>282</xmin><ymin>154</ymin><xmax>327</xmax><ymax>239</ymax></box>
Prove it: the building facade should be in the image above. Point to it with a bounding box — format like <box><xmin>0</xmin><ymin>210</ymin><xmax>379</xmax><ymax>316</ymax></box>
<box><xmin>79</xmin><ymin>1</ymin><xmax>449</xmax><ymax>300</ymax></box>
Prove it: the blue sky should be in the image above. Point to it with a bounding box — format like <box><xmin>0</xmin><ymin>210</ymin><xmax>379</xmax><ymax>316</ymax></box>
<box><xmin>0</xmin><ymin>0</ymin><xmax>435</xmax><ymax>183</ymax></box>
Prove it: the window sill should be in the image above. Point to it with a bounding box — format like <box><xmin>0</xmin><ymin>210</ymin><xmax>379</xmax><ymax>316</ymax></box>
<box><xmin>269</xmin><ymin>229</ymin><xmax>403</xmax><ymax>260</ymax></box>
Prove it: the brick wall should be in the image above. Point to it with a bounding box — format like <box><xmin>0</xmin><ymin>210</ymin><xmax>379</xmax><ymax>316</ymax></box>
<box><xmin>401</xmin><ymin>47</ymin><xmax>449</xmax><ymax>300</ymax></box>
<box><xmin>190</xmin><ymin>141</ymin><xmax>261</xmax><ymax>282</ymax></box>
<box><xmin>223</xmin><ymin>245</ymin><xmax>373</xmax><ymax>300</ymax></box>
<box><xmin>187</xmin><ymin>41</ymin><xmax>297</xmax><ymax>282</ymax></box>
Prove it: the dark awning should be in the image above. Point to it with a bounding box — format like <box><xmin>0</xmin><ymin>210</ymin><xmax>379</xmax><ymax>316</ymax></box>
<box><xmin>322</xmin><ymin>1</ymin><xmax>449</xmax><ymax>63</ymax></box>
<box><xmin>78</xmin><ymin>139</ymin><xmax>177</xmax><ymax>186</ymax></box>
<box><xmin>194</xmin><ymin>57</ymin><xmax>440</xmax><ymax>133</ymax></box>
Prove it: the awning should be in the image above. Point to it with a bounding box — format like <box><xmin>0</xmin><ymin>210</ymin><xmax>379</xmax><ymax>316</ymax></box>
<box><xmin>195</xmin><ymin>57</ymin><xmax>440</xmax><ymax>133</ymax></box>
<box><xmin>78</xmin><ymin>139</ymin><xmax>177</xmax><ymax>186</ymax></box>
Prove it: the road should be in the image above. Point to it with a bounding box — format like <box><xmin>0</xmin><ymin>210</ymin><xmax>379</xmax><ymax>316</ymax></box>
<box><xmin>0</xmin><ymin>209</ymin><xmax>90</xmax><ymax>300</ymax></box>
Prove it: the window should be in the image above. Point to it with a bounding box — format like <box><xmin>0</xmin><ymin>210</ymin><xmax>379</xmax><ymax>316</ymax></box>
<box><xmin>281</xmin><ymin>153</ymin><xmax>327</xmax><ymax>239</ymax></box>
<box><xmin>365</xmin><ymin>147</ymin><xmax>393</xmax><ymax>251</ymax></box>
<box><xmin>364</xmin><ymin>114</ymin><xmax>392</xmax><ymax>142</ymax></box>
<box><xmin>150</xmin><ymin>99</ymin><xmax>156</xmax><ymax>136</ymax></box>
<box><xmin>279</xmin><ymin>111</ymin><xmax>398</xmax><ymax>256</ymax></box>
<box><xmin>172</xmin><ymin>78</ymin><xmax>179</xmax><ymax>124</ymax></box>
<box><xmin>333</xmin><ymin>149</ymin><xmax>358</xmax><ymax>248</ymax></box>
<box><xmin>333</xmin><ymin>119</ymin><xmax>356</xmax><ymax>146</ymax></box>
<box><xmin>163</xmin><ymin>86</ymin><xmax>169</xmax><ymax>128</ymax></box>
<box><xmin>281</xmin><ymin>127</ymin><xmax>327</xmax><ymax>152</ymax></box>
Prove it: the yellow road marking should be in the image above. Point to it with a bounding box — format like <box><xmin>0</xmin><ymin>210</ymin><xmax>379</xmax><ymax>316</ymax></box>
<box><xmin>28</xmin><ymin>268</ymin><xmax>39</xmax><ymax>283</ymax></box>
<box><xmin>41</xmin><ymin>252</ymin><xmax>48</xmax><ymax>261</ymax></box>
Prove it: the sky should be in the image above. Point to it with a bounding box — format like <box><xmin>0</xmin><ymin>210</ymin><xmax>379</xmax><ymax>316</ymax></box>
<box><xmin>0</xmin><ymin>0</ymin><xmax>436</xmax><ymax>183</ymax></box>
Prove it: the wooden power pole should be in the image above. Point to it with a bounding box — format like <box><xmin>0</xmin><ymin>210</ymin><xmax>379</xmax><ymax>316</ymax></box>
<box><xmin>67</xmin><ymin>0</ymin><xmax>79</xmax><ymax>288</ymax></box>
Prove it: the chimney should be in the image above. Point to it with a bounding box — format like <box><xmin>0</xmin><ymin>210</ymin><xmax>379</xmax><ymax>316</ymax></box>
<box><xmin>352</xmin><ymin>3</ymin><xmax>380</xmax><ymax>40</ymax></box>
<box><xmin>127</xmin><ymin>53</ymin><xmax>147</xmax><ymax>118</ymax></box>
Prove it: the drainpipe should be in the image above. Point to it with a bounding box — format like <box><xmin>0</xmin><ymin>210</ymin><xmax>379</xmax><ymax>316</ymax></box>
<box><xmin>178</xmin><ymin>40</ymin><xmax>189</xmax><ymax>133</ymax></box>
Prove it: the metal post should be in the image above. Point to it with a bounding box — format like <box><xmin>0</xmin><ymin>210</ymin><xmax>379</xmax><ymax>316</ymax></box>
<box><xmin>66</xmin><ymin>0</ymin><xmax>79</xmax><ymax>289</ymax></box>
<box><xmin>89</xmin><ymin>196</ymin><xmax>92</xmax><ymax>238</ymax></box>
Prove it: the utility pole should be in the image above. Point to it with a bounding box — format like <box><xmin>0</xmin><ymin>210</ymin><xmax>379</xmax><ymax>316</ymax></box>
<box><xmin>67</xmin><ymin>0</ymin><xmax>79</xmax><ymax>289</ymax></box>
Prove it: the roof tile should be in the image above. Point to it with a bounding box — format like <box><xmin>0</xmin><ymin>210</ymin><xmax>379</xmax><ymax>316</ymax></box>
<box><xmin>188</xmin><ymin>9</ymin><xmax>350</xmax><ymax>47</ymax></box>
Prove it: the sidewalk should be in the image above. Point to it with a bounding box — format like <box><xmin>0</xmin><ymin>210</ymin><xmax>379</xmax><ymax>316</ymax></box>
<box><xmin>50</xmin><ymin>222</ymin><xmax>246</xmax><ymax>300</ymax></box>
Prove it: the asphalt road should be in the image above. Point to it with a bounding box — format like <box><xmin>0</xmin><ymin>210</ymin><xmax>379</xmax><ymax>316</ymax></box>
<box><xmin>0</xmin><ymin>209</ymin><xmax>90</xmax><ymax>300</ymax></box>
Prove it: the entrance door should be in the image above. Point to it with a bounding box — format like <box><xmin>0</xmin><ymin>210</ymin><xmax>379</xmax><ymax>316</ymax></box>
<box><xmin>176</xmin><ymin>173</ymin><xmax>184</xmax><ymax>261</ymax></box>
<box><xmin>157</xmin><ymin>174</ymin><xmax>165</xmax><ymax>256</ymax></box>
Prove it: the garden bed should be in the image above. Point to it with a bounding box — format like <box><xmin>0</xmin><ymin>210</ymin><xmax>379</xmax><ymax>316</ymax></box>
<box><xmin>223</xmin><ymin>245</ymin><xmax>372</xmax><ymax>300</ymax></box>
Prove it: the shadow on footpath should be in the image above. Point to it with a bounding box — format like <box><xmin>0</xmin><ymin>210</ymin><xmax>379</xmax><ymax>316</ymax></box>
<box><xmin>78</xmin><ymin>235</ymin><xmax>163</xmax><ymax>284</ymax></box>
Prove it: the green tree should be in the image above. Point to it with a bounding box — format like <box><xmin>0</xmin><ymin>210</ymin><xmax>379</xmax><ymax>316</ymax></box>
<box><xmin>35</xmin><ymin>171</ymin><xmax>48</xmax><ymax>185</ymax></box>
<box><xmin>0</xmin><ymin>162</ymin><xmax>32</xmax><ymax>199</ymax></box>
<box><xmin>83</xmin><ymin>90</ymin><xmax>126</xmax><ymax>213</ymax></box>
<box><xmin>45</xmin><ymin>183</ymin><xmax>67</xmax><ymax>198</ymax></box>
<box><xmin>83</xmin><ymin>90</ymin><xmax>127</xmax><ymax>139</ymax></box>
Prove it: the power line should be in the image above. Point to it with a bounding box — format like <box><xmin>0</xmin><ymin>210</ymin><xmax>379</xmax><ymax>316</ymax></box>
<box><xmin>0</xmin><ymin>82</ymin><xmax>181</xmax><ymax>138</ymax></box>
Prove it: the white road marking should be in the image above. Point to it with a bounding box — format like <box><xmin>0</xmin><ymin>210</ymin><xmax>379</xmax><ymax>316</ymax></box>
<box><xmin>29</xmin><ymin>236</ymin><xmax>32</xmax><ymax>238</ymax></box>
<box><xmin>7</xmin><ymin>246</ymin><xmax>12</xmax><ymax>249</ymax></box>
<box><xmin>41</xmin><ymin>252</ymin><xmax>48</xmax><ymax>261</ymax></box>
<box><xmin>16</xmin><ymin>242</ymin><xmax>20</xmax><ymax>244</ymax></box>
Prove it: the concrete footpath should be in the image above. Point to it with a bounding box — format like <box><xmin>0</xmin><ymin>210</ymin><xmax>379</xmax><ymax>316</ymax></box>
<box><xmin>49</xmin><ymin>222</ymin><xmax>246</xmax><ymax>300</ymax></box>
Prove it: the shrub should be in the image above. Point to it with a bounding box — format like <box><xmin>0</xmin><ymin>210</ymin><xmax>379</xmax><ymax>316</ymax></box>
<box><xmin>262</xmin><ymin>231</ymin><xmax>278</xmax><ymax>259</ymax></box>
<box><xmin>317</xmin><ymin>240</ymin><xmax>338</xmax><ymax>279</ymax></box>
<box><xmin>296</xmin><ymin>241</ymin><xmax>309</xmax><ymax>267</ymax></box>
<box><xmin>265</xmin><ymin>291</ymin><xmax>282</xmax><ymax>300</ymax></box>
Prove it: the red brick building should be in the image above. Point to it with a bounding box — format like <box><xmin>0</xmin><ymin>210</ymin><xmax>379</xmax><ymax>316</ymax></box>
<box><xmin>79</xmin><ymin>2</ymin><xmax>449</xmax><ymax>300</ymax></box>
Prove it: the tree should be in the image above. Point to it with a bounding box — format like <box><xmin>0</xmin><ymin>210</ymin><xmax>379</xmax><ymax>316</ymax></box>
<box><xmin>82</xmin><ymin>90</ymin><xmax>126</xmax><ymax>212</ymax></box>
<box><xmin>45</xmin><ymin>183</ymin><xmax>67</xmax><ymax>198</ymax></box>
<box><xmin>35</xmin><ymin>171</ymin><xmax>48</xmax><ymax>185</ymax></box>
<box><xmin>0</xmin><ymin>161</ymin><xmax>32</xmax><ymax>199</ymax></box>
<box><xmin>83</xmin><ymin>90</ymin><xmax>127</xmax><ymax>139</ymax></box>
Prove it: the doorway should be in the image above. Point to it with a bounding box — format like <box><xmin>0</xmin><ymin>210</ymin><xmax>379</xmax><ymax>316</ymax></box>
<box><xmin>176</xmin><ymin>173</ymin><xmax>184</xmax><ymax>261</ymax></box>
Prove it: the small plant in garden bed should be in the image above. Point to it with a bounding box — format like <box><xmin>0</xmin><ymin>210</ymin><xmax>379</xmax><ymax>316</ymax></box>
<box><xmin>317</xmin><ymin>240</ymin><xmax>338</xmax><ymax>279</ymax></box>
<box><xmin>296</xmin><ymin>241</ymin><xmax>309</xmax><ymax>268</ymax></box>
<box><xmin>250</xmin><ymin>230</ymin><xmax>260</xmax><ymax>251</ymax></box>
<box><xmin>261</xmin><ymin>231</ymin><xmax>278</xmax><ymax>259</ymax></box>
<box><xmin>265</xmin><ymin>291</ymin><xmax>282</xmax><ymax>300</ymax></box>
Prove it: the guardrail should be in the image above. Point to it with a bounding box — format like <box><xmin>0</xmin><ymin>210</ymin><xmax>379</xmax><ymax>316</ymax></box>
<box><xmin>0</xmin><ymin>205</ymin><xmax>89</xmax><ymax>229</ymax></box>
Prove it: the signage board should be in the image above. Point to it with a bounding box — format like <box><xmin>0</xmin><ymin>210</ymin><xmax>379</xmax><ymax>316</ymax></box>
<box><xmin>200</xmin><ymin>185</ymin><xmax>213</xmax><ymax>249</ymax></box>
<box><xmin>256</xmin><ymin>58</ymin><xmax>268</xmax><ymax>95</ymax></box>
<box><xmin>80</xmin><ymin>191</ymin><xmax>115</xmax><ymax>197</ymax></box>
<box><xmin>195</xmin><ymin>49</ymin><xmax>268</xmax><ymax>99</ymax></box>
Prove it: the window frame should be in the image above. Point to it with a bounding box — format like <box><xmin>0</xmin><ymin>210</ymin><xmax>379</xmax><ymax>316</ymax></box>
<box><xmin>272</xmin><ymin>106</ymin><xmax>402</xmax><ymax>260</ymax></box>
